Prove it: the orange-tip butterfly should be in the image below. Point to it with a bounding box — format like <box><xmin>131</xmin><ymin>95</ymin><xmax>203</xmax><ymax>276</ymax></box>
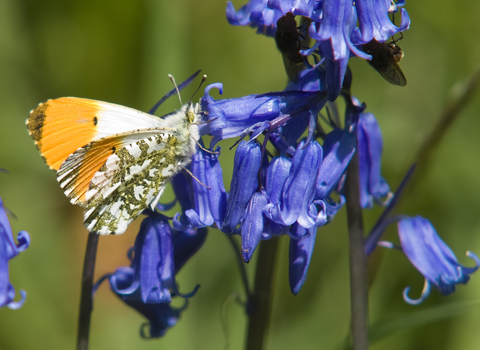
<box><xmin>27</xmin><ymin>94</ymin><xmax>202</xmax><ymax>235</ymax></box>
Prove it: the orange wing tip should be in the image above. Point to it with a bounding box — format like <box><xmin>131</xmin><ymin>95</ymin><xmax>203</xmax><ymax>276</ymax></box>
<box><xmin>27</xmin><ymin>97</ymin><xmax>102</xmax><ymax>171</ymax></box>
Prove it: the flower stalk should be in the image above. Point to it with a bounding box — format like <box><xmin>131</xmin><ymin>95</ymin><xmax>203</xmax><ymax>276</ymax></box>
<box><xmin>77</xmin><ymin>232</ymin><xmax>99</xmax><ymax>350</ymax></box>
<box><xmin>245</xmin><ymin>238</ymin><xmax>280</xmax><ymax>350</ymax></box>
<box><xmin>345</xmin><ymin>151</ymin><xmax>369</xmax><ymax>350</ymax></box>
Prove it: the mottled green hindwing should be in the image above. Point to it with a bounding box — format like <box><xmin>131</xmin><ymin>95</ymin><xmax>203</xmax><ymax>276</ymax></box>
<box><xmin>83</xmin><ymin>132</ymin><xmax>190</xmax><ymax>235</ymax></box>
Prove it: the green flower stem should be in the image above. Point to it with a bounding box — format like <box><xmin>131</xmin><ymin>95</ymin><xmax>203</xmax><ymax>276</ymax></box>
<box><xmin>345</xmin><ymin>151</ymin><xmax>369</xmax><ymax>350</ymax></box>
<box><xmin>227</xmin><ymin>235</ymin><xmax>251</xmax><ymax>300</ymax></box>
<box><xmin>245</xmin><ymin>238</ymin><xmax>280</xmax><ymax>350</ymax></box>
<box><xmin>77</xmin><ymin>232</ymin><xmax>99</xmax><ymax>350</ymax></box>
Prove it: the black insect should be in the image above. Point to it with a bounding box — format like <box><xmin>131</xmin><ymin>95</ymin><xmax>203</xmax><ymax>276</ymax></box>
<box><xmin>275</xmin><ymin>12</ymin><xmax>304</xmax><ymax>83</ymax></box>
<box><xmin>362</xmin><ymin>36</ymin><xmax>407</xmax><ymax>86</ymax></box>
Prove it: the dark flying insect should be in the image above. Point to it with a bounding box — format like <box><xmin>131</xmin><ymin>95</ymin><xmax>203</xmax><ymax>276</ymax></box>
<box><xmin>275</xmin><ymin>12</ymin><xmax>304</xmax><ymax>83</ymax></box>
<box><xmin>362</xmin><ymin>38</ymin><xmax>407</xmax><ymax>86</ymax></box>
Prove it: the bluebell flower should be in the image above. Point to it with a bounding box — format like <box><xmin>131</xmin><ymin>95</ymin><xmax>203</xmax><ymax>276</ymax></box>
<box><xmin>221</xmin><ymin>141</ymin><xmax>262</xmax><ymax>234</ymax></box>
<box><xmin>289</xmin><ymin>223</ymin><xmax>316</xmax><ymax>294</ymax></box>
<box><xmin>173</xmin><ymin>147</ymin><xmax>227</xmax><ymax>230</ymax></box>
<box><xmin>0</xmin><ymin>197</ymin><xmax>30</xmax><ymax>309</ymax></box>
<box><xmin>267</xmin><ymin>0</ymin><xmax>319</xmax><ymax>18</ymax></box>
<box><xmin>285</xmin><ymin>64</ymin><xmax>326</xmax><ymax>92</ymax></box>
<box><xmin>100</xmin><ymin>213</ymin><xmax>205</xmax><ymax>337</ymax></box>
<box><xmin>227</xmin><ymin>0</ymin><xmax>410</xmax><ymax>100</ymax></box>
<box><xmin>106</xmin><ymin>267</ymin><xmax>186</xmax><ymax>338</ymax></box>
<box><xmin>226</xmin><ymin>0</ymin><xmax>283</xmax><ymax>36</ymax></box>
<box><xmin>315</xmin><ymin>128</ymin><xmax>356</xmax><ymax>203</ymax></box>
<box><xmin>200</xmin><ymin>83</ymin><xmax>327</xmax><ymax>146</ymax></box>
<box><xmin>397</xmin><ymin>216</ymin><xmax>480</xmax><ymax>305</ymax></box>
<box><xmin>352</xmin><ymin>0</ymin><xmax>410</xmax><ymax>45</ymax></box>
<box><xmin>241</xmin><ymin>191</ymin><xmax>269</xmax><ymax>262</ymax></box>
<box><xmin>354</xmin><ymin>101</ymin><xmax>391</xmax><ymax>208</ymax></box>
<box><xmin>264</xmin><ymin>141</ymin><xmax>327</xmax><ymax>229</ymax></box>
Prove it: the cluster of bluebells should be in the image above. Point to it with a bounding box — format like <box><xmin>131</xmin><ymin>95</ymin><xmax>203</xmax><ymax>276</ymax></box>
<box><xmin>227</xmin><ymin>0</ymin><xmax>410</xmax><ymax>100</ymax></box>
<box><xmin>96</xmin><ymin>0</ymin><xmax>479</xmax><ymax>336</ymax></box>
<box><xmin>0</xmin><ymin>186</ymin><xmax>30</xmax><ymax>309</ymax></box>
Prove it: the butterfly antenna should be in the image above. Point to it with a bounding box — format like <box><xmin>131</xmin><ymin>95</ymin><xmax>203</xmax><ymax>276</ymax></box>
<box><xmin>182</xmin><ymin>168</ymin><xmax>211</xmax><ymax>189</ymax></box>
<box><xmin>188</xmin><ymin>74</ymin><xmax>208</xmax><ymax>104</ymax></box>
<box><xmin>168</xmin><ymin>74</ymin><xmax>183</xmax><ymax>105</ymax></box>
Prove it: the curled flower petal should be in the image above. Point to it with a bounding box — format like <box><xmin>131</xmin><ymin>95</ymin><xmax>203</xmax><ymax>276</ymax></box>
<box><xmin>403</xmin><ymin>279</ymin><xmax>431</xmax><ymax>305</ymax></box>
<box><xmin>398</xmin><ymin>216</ymin><xmax>480</xmax><ymax>304</ymax></box>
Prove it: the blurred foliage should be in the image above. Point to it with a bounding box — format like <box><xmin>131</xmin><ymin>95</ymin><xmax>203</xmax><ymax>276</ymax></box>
<box><xmin>1</xmin><ymin>0</ymin><xmax>480</xmax><ymax>349</ymax></box>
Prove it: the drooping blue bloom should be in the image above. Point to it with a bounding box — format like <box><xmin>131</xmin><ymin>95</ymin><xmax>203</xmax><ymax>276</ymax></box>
<box><xmin>315</xmin><ymin>128</ymin><xmax>356</xmax><ymax>202</ymax></box>
<box><xmin>264</xmin><ymin>141</ymin><xmax>327</xmax><ymax>229</ymax></box>
<box><xmin>100</xmin><ymin>213</ymin><xmax>206</xmax><ymax>337</ymax></box>
<box><xmin>226</xmin><ymin>0</ymin><xmax>410</xmax><ymax>100</ymax></box>
<box><xmin>289</xmin><ymin>223</ymin><xmax>316</xmax><ymax>294</ymax></box>
<box><xmin>352</xmin><ymin>0</ymin><xmax>410</xmax><ymax>45</ymax></box>
<box><xmin>226</xmin><ymin>0</ymin><xmax>284</xmax><ymax>37</ymax></box>
<box><xmin>241</xmin><ymin>191</ymin><xmax>269</xmax><ymax>262</ymax></box>
<box><xmin>200</xmin><ymin>83</ymin><xmax>327</xmax><ymax>146</ymax></box>
<box><xmin>398</xmin><ymin>216</ymin><xmax>480</xmax><ymax>305</ymax></box>
<box><xmin>0</xmin><ymin>197</ymin><xmax>30</xmax><ymax>309</ymax></box>
<box><xmin>221</xmin><ymin>141</ymin><xmax>262</xmax><ymax>234</ymax></box>
<box><xmin>173</xmin><ymin>147</ymin><xmax>227</xmax><ymax>230</ymax></box>
<box><xmin>267</xmin><ymin>0</ymin><xmax>319</xmax><ymax>18</ymax></box>
<box><xmin>106</xmin><ymin>267</ymin><xmax>186</xmax><ymax>338</ymax></box>
<box><xmin>354</xmin><ymin>102</ymin><xmax>391</xmax><ymax>208</ymax></box>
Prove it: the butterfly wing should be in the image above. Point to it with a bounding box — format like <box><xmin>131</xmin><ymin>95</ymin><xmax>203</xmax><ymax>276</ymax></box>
<box><xmin>80</xmin><ymin>132</ymin><xmax>187</xmax><ymax>235</ymax></box>
<box><xmin>27</xmin><ymin>97</ymin><xmax>169</xmax><ymax>171</ymax></box>
<box><xmin>56</xmin><ymin>128</ymin><xmax>176</xmax><ymax>206</ymax></box>
<box><xmin>27</xmin><ymin>97</ymin><xmax>193</xmax><ymax>235</ymax></box>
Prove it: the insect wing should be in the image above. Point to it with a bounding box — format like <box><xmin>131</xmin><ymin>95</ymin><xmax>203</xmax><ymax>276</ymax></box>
<box><xmin>27</xmin><ymin>97</ymin><xmax>189</xmax><ymax>235</ymax></box>
<box><xmin>275</xmin><ymin>12</ymin><xmax>303</xmax><ymax>82</ymax></box>
<box><xmin>377</xmin><ymin>62</ymin><xmax>407</xmax><ymax>86</ymax></box>
<box><xmin>363</xmin><ymin>40</ymin><xmax>407</xmax><ymax>87</ymax></box>
<box><xmin>56</xmin><ymin>128</ymin><xmax>175</xmax><ymax>206</ymax></box>
<box><xmin>81</xmin><ymin>132</ymin><xmax>181</xmax><ymax>235</ymax></box>
<box><xmin>27</xmin><ymin>97</ymin><xmax>169</xmax><ymax>171</ymax></box>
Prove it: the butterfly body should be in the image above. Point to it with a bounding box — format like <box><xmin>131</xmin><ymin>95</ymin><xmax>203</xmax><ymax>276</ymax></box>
<box><xmin>27</xmin><ymin>97</ymin><xmax>200</xmax><ymax>235</ymax></box>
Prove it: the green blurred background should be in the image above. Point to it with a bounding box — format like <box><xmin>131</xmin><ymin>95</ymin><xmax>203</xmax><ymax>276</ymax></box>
<box><xmin>1</xmin><ymin>0</ymin><xmax>480</xmax><ymax>349</ymax></box>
